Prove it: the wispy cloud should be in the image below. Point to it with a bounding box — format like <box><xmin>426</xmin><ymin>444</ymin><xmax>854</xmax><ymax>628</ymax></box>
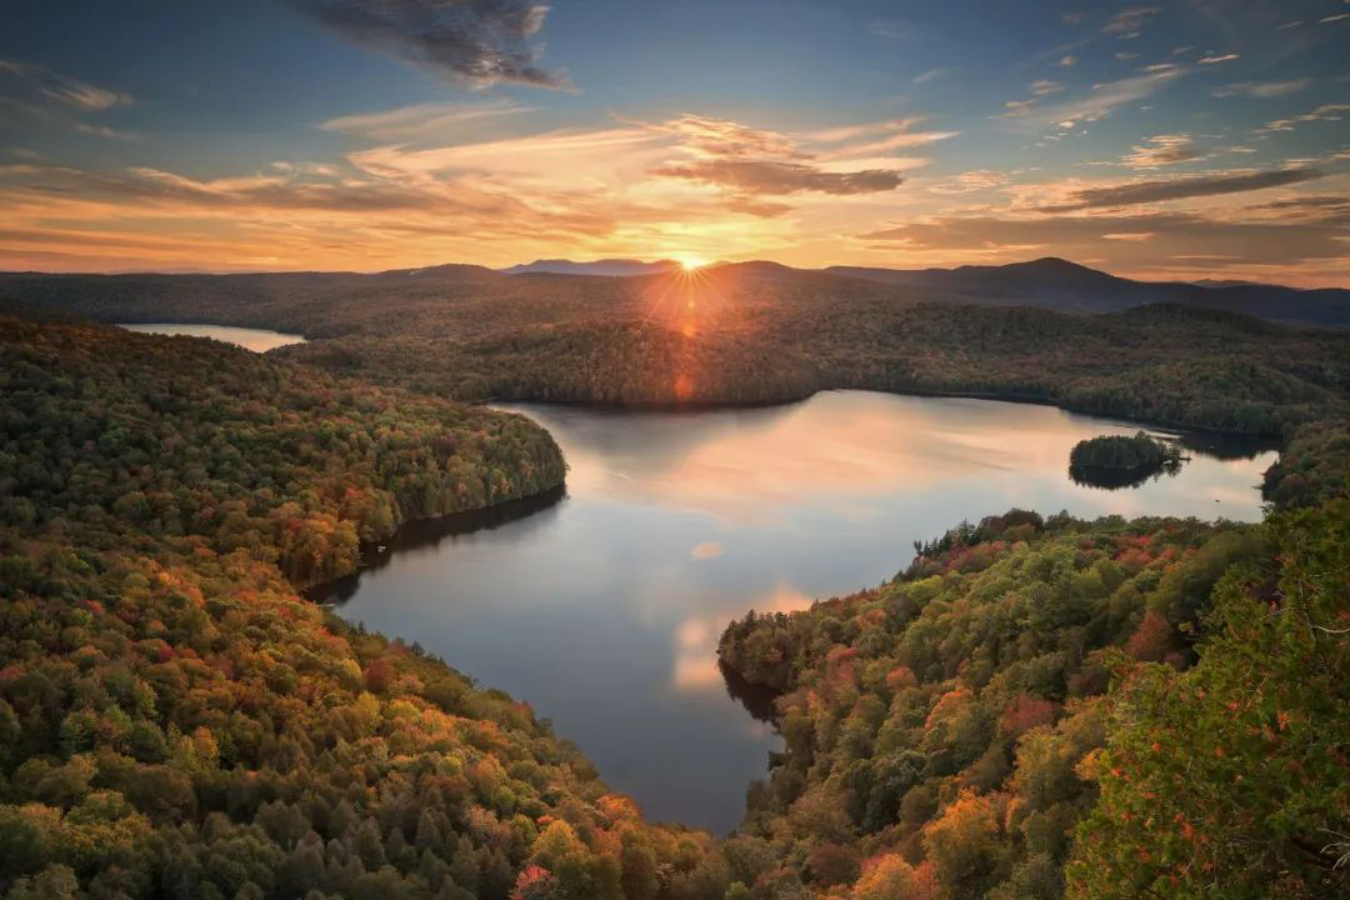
<box><xmin>653</xmin><ymin>115</ymin><xmax>803</xmax><ymax>160</ymax></box>
<box><xmin>1256</xmin><ymin>103</ymin><xmax>1350</xmax><ymax>135</ymax></box>
<box><xmin>1213</xmin><ymin>79</ymin><xmax>1314</xmax><ymax>99</ymax></box>
<box><xmin>1003</xmin><ymin>65</ymin><xmax>1185</xmax><ymax>129</ymax></box>
<box><xmin>320</xmin><ymin>99</ymin><xmax>535</xmax><ymax>140</ymax></box>
<box><xmin>653</xmin><ymin>159</ymin><xmax>903</xmax><ymax>198</ymax></box>
<box><xmin>0</xmin><ymin>59</ymin><xmax>132</xmax><ymax>111</ymax></box>
<box><xmin>286</xmin><ymin>0</ymin><xmax>568</xmax><ymax>89</ymax></box>
<box><xmin>1102</xmin><ymin>6</ymin><xmax>1161</xmax><ymax>38</ymax></box>
<box><xmin>1041</xmin><ymin>167</ymin><xmax>1324</xmax><ymax>211</ymax></box>
<box><xmin>812</xmin><ymin>121</ymin><xmax>958</xmax><ymax>159</ymax></box>
<box><xmin>1123</xmin><ymin>135</ymin><xmax>1205</xmax><ymax>168</ymax></box>
<box><xmin>927</xmin><ymin>169</ymin><xmax>1010</xmax><ymax>194</ymax></box>
<box><xmin>869</xmin><ymin>19</ymin><xmax>911</xmax><ymax>40</ymax></box>
<box><xmin>913</xmin><ymin>67</ymin><xmax>954</xmax><ymax>85</ymax></box>
<box><xmin>73</xmin><ymin>123</ymin><xmax>138</xmax><ymax>141</ymax></box>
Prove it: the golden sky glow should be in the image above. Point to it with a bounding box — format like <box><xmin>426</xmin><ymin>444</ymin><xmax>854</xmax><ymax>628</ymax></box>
<box><xmin>2</xmin><ymin>2</ymin><xmax>1348</xmax><ymax>285</ymax></box>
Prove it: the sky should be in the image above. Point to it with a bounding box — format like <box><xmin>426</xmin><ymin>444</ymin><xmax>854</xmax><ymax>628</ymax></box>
<box><xmin>1</xmin><ymin>0</ymin><xmax>1347</xmax><ymax>284</ymax></box>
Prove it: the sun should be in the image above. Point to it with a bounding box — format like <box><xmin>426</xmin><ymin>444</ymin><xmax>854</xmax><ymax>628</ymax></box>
<box><xmin>678</xmin><ymin>255</ymin><xmax>708</xmax><ymax>272</ymax></box>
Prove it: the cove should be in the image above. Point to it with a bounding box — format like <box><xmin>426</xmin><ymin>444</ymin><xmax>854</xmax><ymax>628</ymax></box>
<box><xmin>118</xmin><ymin>322</ymin><xmax>307</xmax><ymax>352</ymax></box>
<box><xmin>315</xmin><ymin>390</ymin><xmax>1277</xmax><ymax>833</ymax></box>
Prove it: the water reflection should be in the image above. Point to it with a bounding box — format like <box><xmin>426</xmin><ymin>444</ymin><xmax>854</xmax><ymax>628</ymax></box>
<box><xmin>325</xmin><ymin>390</ymin><xmax>1278</xmax><ymax>833</ymax></box>
<box><xmin>118</xmin><ymin>322</ymin><xmax>307</xmax><ymax>352</ymax></box>
<box><xmin>311</xmin><ymin>486</ymin><xmax>566</xmax><ymax>605</ymax></box>
<box><xmin>1068</xmin><ymin>458</ymin><xmax>1184</xmax><ymax>491</ymax></box>
<box><xmin>719</xmin><ymin>660</ymin><xmax>780</xmax><ymax>724</ymax></box>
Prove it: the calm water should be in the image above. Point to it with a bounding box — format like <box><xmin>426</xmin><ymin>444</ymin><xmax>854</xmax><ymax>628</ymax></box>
<box><xmin>323</xmin><ymin>391</ymin><xmax>1276</xmax><ymax>833</ymax></box>
<box><xmin>119</xmin><ymin>323</ymin><xmax>306</xmax><ymax>352</ymax></box>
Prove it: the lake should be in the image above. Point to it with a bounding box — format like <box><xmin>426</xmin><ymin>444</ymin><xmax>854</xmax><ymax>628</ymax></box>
<box><xmin>118</xmin><ymin>323</ymin><xmax>306</xmax><ymax>352</ymax></box>
<box><xmin>318</xmin><ymin>390</ymin><xmax>1277</xmax><ymax>833</ymax></box>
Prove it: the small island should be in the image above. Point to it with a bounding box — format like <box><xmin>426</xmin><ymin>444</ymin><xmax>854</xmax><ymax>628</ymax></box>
<box><xmin>1070</xmin><ymin>431</ymin><xmax>1186</xmax><ymax>488</ymax></box>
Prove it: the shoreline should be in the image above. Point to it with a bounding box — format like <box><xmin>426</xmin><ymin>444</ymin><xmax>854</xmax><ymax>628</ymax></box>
<box><xmin>304</xmin><ymin>482</ymin><xmax>569</xmax><ymax>605</ymax></box>
<box><xmin>306</xmin><ymin>388</ymin><xmax>1282</xmax><ymax>606</ymax></box>
<box><xmin>490</xmin><ymin>387</ymin><xmax>1286</xmax><ymax>458</ymax></box>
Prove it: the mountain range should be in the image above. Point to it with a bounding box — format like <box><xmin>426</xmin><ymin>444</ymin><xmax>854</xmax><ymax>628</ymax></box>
<box><xmin>3</xmin><ymin>256</ymin><xmax>1347</xmax><ymax>329</ymax></box>
<box><xmin>495</xmin><ymin>256</ymin><xmax>1349</xmax><ymax>327</ymax></box>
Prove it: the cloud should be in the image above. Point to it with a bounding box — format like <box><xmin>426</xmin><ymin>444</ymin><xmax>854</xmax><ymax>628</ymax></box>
<box><xmin>1041</xmin><ymin>168</ymin><xmax>1324</xmax><ymax>211</ymax></box>
<box><xmin>690</xmin><ymin>542</ymin><xmax>723</xmax><ymax>560</ymax></box>
<box><xmin>286</xmin><ymin>0</ymin><xmax>567</xmax><ymax>88</ymax></box>
<box><xmin>3</xmin><ymin>162</ymin><xmax>453</xmax><ymax>214</ymax></box>
<box><xmin>654</xmin><ymin>159</ymin><xmax>902</xmax><ymax>196</ymax></box>
<box><xmin>803</xmin><ymin>117</ymin><xmax>920</xmax><ymax>143</ymax></box>
<box><xmin>927</xmin><ymin>169</ymin><xmax>1010</xmax><ymax>194</ymax></box>
<box><xmin>642</xmin><ymin>115</ymin><xmax>930</xmax><ymax>208</ymax></box>
<box><xmin>1256</xmin><ymin>103</ymin><xmax>1350</xmax><ymax>135</ymax></box>
<box><xmin>73</xmin><ymin>123</ymin><xmax>138</xmax><ymax>141</ymax></box>
<box><xmin>654</xmin><ymin>114</ymin><xmax>802</xmax><ymax>160</ymax></box>
<box><xmin>913</xmin><ymin>67</ymin><xmax>954</xmax><ymax>85</ymax></box>
<box><xmin>1123</xmin><ymin>134</ymin><xmax>1205</xmax><ymax>168</ymax></box>
<box><xmin>1003</xmin><ymin>66</ymin><xmax>1184</xmax><ymax>129</ymax></box>
<box><xmin>1249</xmin><ymin>194</ymin><xmax>1350</xmax><ymax>222</ymax></box>
<box><xmin>815</xmin><ymin>129</ymin><xmax>957</xmax><ymax>159</ymax></box>
<box><xmin>1029</xmin><ymin>79</ymin><xmax>1065</xmax><ymax>96</ymax></box>
<box><xmin>1102</xmin><ymin>6</ymin><xmax>1161</xmax><ymax>37</ymax></box>
<box><xmin>1197</xmin><ymin>53</ymin><xmax>1239</xmax><ymax>64</ymax></box>
<box><xmin>1</xmin><ymin>108</ymin><xmax>933</xmax><ymax>271</ymax></box>
<box><xmin>869</xmin><ymin>19</ymin><xmax>911</xmax><ymax>40</ymax></box>
<box><xmin>0</xmin><ymin>59</ymin><xmax>132</xmax><ymax>111</ymax></box>
<box><xmin>320</xmin><ymin>99</ymin><xmax>535</xmax><ymax>140</ymax></box>
<box><xmin>1213</xmin><ymin>79</ymin><xmax>1313</xmax><ymax>99</ymax></box>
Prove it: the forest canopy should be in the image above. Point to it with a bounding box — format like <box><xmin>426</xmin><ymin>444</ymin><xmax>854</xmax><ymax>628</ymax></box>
<box><xmin>0</xmin><ymin>295</ymin><xmax>1347</xmax><ymax>900</ymax></box>
<box><xmin>718</xmin><ymin>502</ymin><xmax>1349</xmax><ymax>899</ymax></box>
<box><xmin>0</xmin><ymin>320</ymin><xmax>730</xmax><ymax>900</ymax></box>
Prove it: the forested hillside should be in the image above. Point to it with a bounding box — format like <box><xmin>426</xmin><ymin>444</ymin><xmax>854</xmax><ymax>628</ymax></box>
<box><xmin>0</xmin><ymin>320</ymin><xmax>730</xmax><ymax>900</ymax></box>
<box><xmin>718</xmin><ymin>502</ymin><xmax>1349</xmax><ymax>899</ymax></box>
<box><xmin>0</xmin><ymin>318</ymin><xmax>565</xmax><ymax>587</ymax></box>
<box><xmin>0</xmin><ymin>306</ymin><xmax>1347</xmax><ymax>900</ymax></box>
<box><xmin>4</xmin><ymin>266</ymin><xmax>1346</xmax><ymax>436</ymax></box>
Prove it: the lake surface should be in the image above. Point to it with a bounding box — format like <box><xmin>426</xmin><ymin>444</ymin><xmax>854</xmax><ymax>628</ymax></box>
<box><xmin>118</xmin><ymin>323</ymin><xmax>306</xmax><ymax>352</ymax></box>
<box><xmin>322</xmin><ymin>390</ymin><xmax>1276</xmax><ymax>833</ymax></box>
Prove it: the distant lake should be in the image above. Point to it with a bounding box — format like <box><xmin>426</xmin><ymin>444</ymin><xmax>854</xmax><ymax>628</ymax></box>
<box><xmin>118</xmin><ymin>323</ymin><xmax>306</xmax><ymax>352</ymax></box>
<box><xmin>317</xmin><ymin>390</ymin><xmax>1277</xmax><ymax>833</ymax></box>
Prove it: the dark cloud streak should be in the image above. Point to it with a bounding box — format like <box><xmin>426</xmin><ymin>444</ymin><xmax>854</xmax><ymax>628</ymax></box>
<box><xmin>287</xmin><ymin>0</ymin><xmax>568</xmax><ymax>89</ymax></box>
<box><xmin>860</xmin><ymin>210</ymin><xmax>1349</xmax><ymax>267</ymax></box>
<box><xmin>655</xmin><ymin>159</ymin><xmax>902</xmax><ymax>197</ymax></box>
<box><xmin>1043</xmin><ymin>168</ymin><xmax>1324</xmax><ymax>211</ymax></box>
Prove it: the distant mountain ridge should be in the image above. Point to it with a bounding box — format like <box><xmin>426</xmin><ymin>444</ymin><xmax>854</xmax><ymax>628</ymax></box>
<box><xmin>824</xmin><ymin>256</ymin><xmax>1350</xmax><ymax>327</ymax></box>
<box><xmin>501</xmin><ymin>258</ymin><xmax>683</xmax><ymax>277</ymax></box>
<box><xmin>493</xmin><ymin>255</ymin><xmax>1349</xmax><ymax>327</ymax></box>
<box><xmin>4</xmin><ymin>255</ymin><xmax>1347</xmax><ymax>328</ymax></box>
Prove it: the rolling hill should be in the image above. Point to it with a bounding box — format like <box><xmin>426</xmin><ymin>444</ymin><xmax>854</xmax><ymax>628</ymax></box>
<box><xmin>825</xmin><ymin>257</ymin><xmax>1350</xmax><ymax>326</ymax></box>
